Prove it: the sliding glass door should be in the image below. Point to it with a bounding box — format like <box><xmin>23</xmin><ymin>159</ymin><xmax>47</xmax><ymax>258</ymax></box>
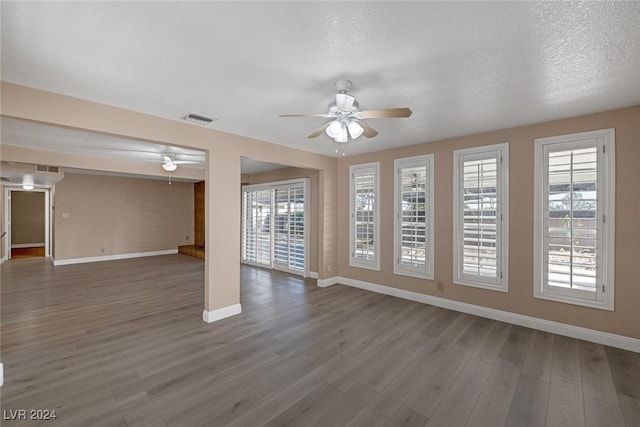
<box><xmin>242</xmin><ymin>188</ymin><xmax>272</xmax><ymax>267</ymax></box>
<box><xmin>242</xmin><ymin>179</ymin><xmax>309</xmax><ymax>277</ymax></box>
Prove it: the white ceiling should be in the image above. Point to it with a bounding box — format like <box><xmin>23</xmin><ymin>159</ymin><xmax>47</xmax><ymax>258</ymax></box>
<box><xmin>1</xmin><ymin>117</ymin><xmax>206</xmax><ymax>167</ymax></box>
<box><xmin>0</xmin><ymin>117</ymin><xmax>286</xmax><ymax>175</ymax></box>
<box><xmin>2</xmin><ymin>2</ymin><xmax>640</xmax><ymax>159</ymax></box>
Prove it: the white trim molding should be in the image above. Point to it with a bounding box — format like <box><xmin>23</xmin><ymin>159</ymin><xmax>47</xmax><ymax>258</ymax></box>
<box><xmin>533</xmin><ymin>128</ymin><xmax>615</xmax><ymax>310</ymax></box>
<box><xmin>453</xmin><ymin>143</ymin><xmax>509</xmax><ymax>292</ymax></box>
<box><xmin>317</xmin><ymin>276</ymin><xmax>339</xmax><ymax>288</ymax></box>
<box><xmin>11</xmin><ymin>243</ymin><xmax>46</xmax><ymax>248</ymax></box>
<box><xmin>202</xmin><ymin>303</ymin><xmax>242</xmax><ymax>323</ymax></box>
<box><xmin>394</xmin><ymin>154</ymin><xmax>435</xmax><ymax>280</ymax></box>
<box><xmin>53</xmin><ymin>249</ymin><xmax>178</xmax><ymax>266</ymax></box>
<box><xmin>317</xmin><ymin>276</ymin><xmax>639</xmax><ymax>353</ymax></box>
<box><xmin>309</xmin><ymin>271</ymin><xmax>319</xmax><ymax>280</ymax></box>
<box><xmin>0</xmin><ymin>362</ymin><xmax>3</xmax><ymax>387</ymax></box>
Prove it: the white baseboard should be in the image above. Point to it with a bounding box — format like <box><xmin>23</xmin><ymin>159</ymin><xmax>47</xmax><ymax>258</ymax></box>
<box><xmin>309</xmin><ymin>271</ymin><xmax>319</xmax><ymax>279</ymax></box>
<box><xmin>11</xmin><ymin>243</ymin><xmax>45</xmax><ymax>248</ymax></box>
<box><xmin>0</xmin><ymin>362</ymin><xmax>3</xmax><ymax>387</ymax></box>
<box><xmin>203</xmin><ymin>303</ymin><xmax>242</xmax><ymax>323</ymax></box>
<box><xmin>317</xmin><ymin>276</ymin><xmax>339</xmax><ymax>288</ymax></box>
<box><xmin>53</xmin><ymin>249</ymin><xmax>179</xmax><ymax>266</ymax></box>
<box><xmin>319</xmin><ymin>276</ymin><xmax>640</xmax><ymax>353</ymax></box>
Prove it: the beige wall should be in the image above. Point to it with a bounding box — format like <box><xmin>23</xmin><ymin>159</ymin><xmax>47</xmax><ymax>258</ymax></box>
<box><xmin>54</xmin><ymin>173</ymin><xmax>194</xmax><ymax>260</ymax></box>
<box><xmin>6</xmin><ymin>82</ymin><xmax>634</xmax><ymax>340</ymax></box>
<box><xmin>10</xmin><ymin>191</ymin><xmax>45</xmax><ymax>245</ymax></box>
<box><xmin>0</xmin><ymin>82</ymin><xmax>339</xmax><ymax>314</ymax></box>
<box><xmin>242</xmin><ymin>167</ymin><xmax>320</xmax><ymax>273</ymax></box>
<box><xmin>0</xmin><ymin>184</ymin><xmax>4</xmax><ymax>259</ymax></box>
<box><xmin>337</xmin><ymin>106</ymin><xmax>640</xmax><ymax>339</ymax></box>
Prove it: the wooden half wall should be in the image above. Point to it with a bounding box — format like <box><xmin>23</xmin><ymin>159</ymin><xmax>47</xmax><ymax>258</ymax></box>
<box><xmin>194</xmin><ymin>181</ymin><xmax>205</xmax><ymax>247</ymax></box>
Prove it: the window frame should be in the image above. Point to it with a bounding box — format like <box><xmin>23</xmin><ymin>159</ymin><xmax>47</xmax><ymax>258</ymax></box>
<box><xmin>349</xmin><ymin>162</ymin><xmax>380</xmax><ymax>271</ymax></box>
<box><xmin>453</xmin><ymin>143</ymin><xmax>509</xmax><ymax>292</ymax></box>
<box><xmin>533</xmin><ymin>128</ymin><xmax>615</xmax><ymax>310</ymax></box>
<box><xmin>393</xmin><ymin>154</ymin><xmax>435</xmax><ymax>280</ymax></box>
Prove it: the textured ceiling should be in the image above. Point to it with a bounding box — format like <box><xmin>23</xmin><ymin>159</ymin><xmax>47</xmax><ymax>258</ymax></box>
<box><xmin>2</xmin><ymin>1</ymin><xmax>640</xmax><ymax>159</ymax></box>
<box><xmin>0</xmin><ymin>117</ymin><xmax>286</xmax><ymax>175</ymax></box>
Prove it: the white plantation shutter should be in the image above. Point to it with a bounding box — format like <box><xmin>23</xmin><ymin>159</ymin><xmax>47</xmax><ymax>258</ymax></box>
<box><xmin>273</xmin><ymin>186</ymin><xmax>290</xmax><ymax>268</ymax></box>
<box><xmin>546</xmin><ymin>147</ymin><xmax>598</xmax><ymax>296</ymax></box>
<box><xmin>453</xmin><ymin>144</ymin><xmax>509</xmax><ymax>292</ymax></box>
<box><xmin>242</xmin><ymin>188</ymin><xmax>271</xmax><ymax>267</ymax></box>
<box><xmin>534</xmin><ymin>129</ymin><xmax>615</xmax><ymax>310</ymax></box>
<box><xmin>394</xmin><ymin>155</ymin><xmax>434</xmax><ymax>279</ymax></box>
<box><xmin>241</xmin><ymin>179</ymin><xmax>309</xmax><ymax>277</ymax></box>
<box><xmin>273</xmin><ymin>183</ymin><xmax>306</xmax><ymax>273</ymax></box>
<box><xmin>350</xmin><ymin>163</ymin><xmax>380</xmax><ymax>270</ymax></box>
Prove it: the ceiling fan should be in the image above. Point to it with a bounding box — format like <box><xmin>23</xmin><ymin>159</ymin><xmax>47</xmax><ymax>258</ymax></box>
<box><xmin>279</xmin><ymin>80</ymin><xmax>412</xmax><ymax>143</ymax></box>
<box><xmin>160</xmin><ymin>152</ymin><xmax>201</xmax><ymax>172</ymax></box>
<box><xmin>70</xmin><ymin>144</ymin><xmax>205</xmax><ymax>171</ymax></box>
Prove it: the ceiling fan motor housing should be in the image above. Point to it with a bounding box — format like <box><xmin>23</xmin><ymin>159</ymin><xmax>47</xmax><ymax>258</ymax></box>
<box><xmin>334</xmin><ymin>80</ymin><xmax>352</xmax><ymax>94</ymax></box>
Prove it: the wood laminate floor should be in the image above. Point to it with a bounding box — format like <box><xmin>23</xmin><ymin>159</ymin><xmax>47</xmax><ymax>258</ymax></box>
<box><xmin>1</xmin><ymin>255</ymin><xmax>639</xmax><ymax>426</ymax></box>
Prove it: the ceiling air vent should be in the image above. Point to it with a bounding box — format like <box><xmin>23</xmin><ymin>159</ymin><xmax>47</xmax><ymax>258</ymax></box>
<box><xmin>34</xmin><ymin>165</ymin><xmax>62</xmax><ymax>174</ymax></box>
<box><xmin>183</xmin><ymin>113</ymin><xmax>216</xmax><ymax>125</ymax></box>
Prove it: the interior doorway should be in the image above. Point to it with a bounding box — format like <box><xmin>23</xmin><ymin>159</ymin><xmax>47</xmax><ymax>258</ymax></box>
<box><xmin>4</xmin><ymin>188</ymin><xmax>51</xmax><ymax>260</ymax></box>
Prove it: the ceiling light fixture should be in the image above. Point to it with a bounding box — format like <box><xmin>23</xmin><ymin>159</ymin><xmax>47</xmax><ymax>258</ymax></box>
<box><xmin>325</xmin><ymin>118</ymin><xmax>364</xmax><ymax>143</ymax></box>
<box><xmin>22</xmin><ymin>175</ymin><xmax>35</xmax><ymax>190</ymax></box>
<box><xmin>162</xmin><ymin>154</ymin><xmax>178</xmax><ymax>172</ymax></box>
<box><xmin>347</xmin><ymin>120</ymin><xmax>364</xmax><ymax>139</ymax></box>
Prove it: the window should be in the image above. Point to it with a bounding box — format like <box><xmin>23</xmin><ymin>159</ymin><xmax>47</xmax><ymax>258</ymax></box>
<box><xmin>453</xmin><ymin>143</ymin><xmax>509</xmax><ymax>292</ymax></box>
<box><xmin>534</xmin><ymin>129</ymin><xmax>615</xmax><ymax>310</ymax></box>
<box><xmin>350</xmin><ymin>162</ymin><xmax>380</xmax><ymax>270</ymax></box>
<box><xmin>242</xmin><ymin>179</ymin><xmax>309</xmax><ymax>277</ymax></box>
<box><xmin>394</xmin><ymin>155</ymin><xmax>434</xmax><ymax>279</ymax></box>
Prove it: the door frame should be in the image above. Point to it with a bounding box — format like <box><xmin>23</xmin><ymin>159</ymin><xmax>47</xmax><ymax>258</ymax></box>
<box><xmin>3</xmin><ymin>187</ymin><xmax>51</xmax><ymax>261</ymax></box>
<box><xmin>241</xmin><ymin>178</ymin><xmax>310</xmax><ymax>277</ymax></box>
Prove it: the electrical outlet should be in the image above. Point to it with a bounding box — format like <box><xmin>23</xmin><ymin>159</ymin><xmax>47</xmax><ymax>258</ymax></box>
<box><xmin>186</xmin><ymin>235</ymin><xmax>189</xmax><ymax>240</ymax></box>
<box><xmin>101</xmin><ymin>248</ymin><xmax>105</xmax><ymax>253</ymax></box>
<box><xmin>437</xmin><ymin>281</ymin><xmax>444</xmax><ymax>292</ymax></box>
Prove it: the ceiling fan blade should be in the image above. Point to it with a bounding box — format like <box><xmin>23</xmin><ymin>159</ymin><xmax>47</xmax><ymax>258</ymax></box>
<box><xmin>357</xmin><ymin>107</ymin><xmax>412</xmax><ymax>119</ymax></box>
<box><xmin>279</xmin><ymin>113</ymin><xmax>333</xmax><ymax>118</ymax></box>
<box><xmin>307</xmin><ymin>122</ymin><xmax>331</xmax><ymax>138</ymax></box>
<box><xmin>356</xmin><ymin>120</ymin><xmax>379</xmax><ymax>138</ymax></box>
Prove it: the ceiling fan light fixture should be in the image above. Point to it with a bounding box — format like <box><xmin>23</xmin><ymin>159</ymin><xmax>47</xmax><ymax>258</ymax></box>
<box><xmin>162</xmin><ymin>154</ymin><xmax>178</xmax><ymax>172</ymax></box>
<box><xmin>347</xmin><ymin>120</ymin><xmax>364</xmax><ymax>139</ymax></box>
<box><xmin>162</xmin><ymin>162</ymin><xmax>177</xmax><ymax>172</ymax></box>
<box><xmin>326</xmin><ymin>120</ymin><xmax>342</xmax><ymax>138</ymax></box>
<box><xmin>335</xmin><ymin>124</ymin><xmax>348</xmax><ymax>143</ymax></box>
